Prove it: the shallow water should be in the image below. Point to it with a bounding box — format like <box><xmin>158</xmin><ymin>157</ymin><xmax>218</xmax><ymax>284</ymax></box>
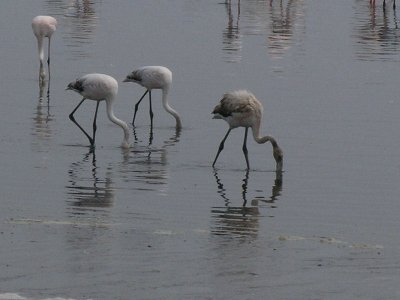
<box><xmin>1</xmin><ymin>0</ymin><xmax>400</xmax><ymax>299</ymax></box>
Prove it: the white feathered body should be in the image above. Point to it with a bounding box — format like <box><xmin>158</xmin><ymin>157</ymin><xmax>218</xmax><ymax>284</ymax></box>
<box><xmin>124</xmin><ymin>66</ymin><xmax>172</xmax><ymax>90</ymax></box>
<box><xmin>67</xmin><ymin>73</ymin><xmax>118</xmax><ymax>101</ymax></box>
<box><xmin>67</xmin><ymin>73</ymin><xmax>130</xmax><ymax>148</ymax></box>
<box><xmin>212</xmin><ymin>90</ymin><xmax>263</xmax><ymax>129</ymax></box>
<box><xmin>32</xmin><ymin>16</ymin><xmax>57</xmax><ymax>38</ymax></box>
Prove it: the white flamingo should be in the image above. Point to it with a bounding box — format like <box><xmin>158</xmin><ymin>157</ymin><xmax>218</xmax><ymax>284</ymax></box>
<box><xmin>212</xmin><ymin>90</ymin><xmax>283</xmax><ymax>171</ymax></box>
<box><xmin>32</xmin><ymin>15</ymin><xmax>57</xmax><ymax>80</ymax></box>
<box><xmin>123</xmin><ymin>66</ymin><xmax>182</xmax><ymax>129</ymax></box>
<box><xmin>66</xmin><ymin>73</ymin><xmax>130</xmax><ymax>149</ymax></box>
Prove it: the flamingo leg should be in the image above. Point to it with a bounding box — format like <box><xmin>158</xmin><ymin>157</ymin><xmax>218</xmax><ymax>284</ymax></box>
<box><xmin>92</xmin><ymin>101</ymin><xmax>100</xmax><ymax>145</ymax></box>
<box><xmin>69</xmin><ymin>97</ymin><xmax>94</xmax><ymax>146</ymax></box>
<box><xmin>148</xmin><ymin>126</ymin><xmax>154</xmax><ymax>145</ymax></box>
<box><xmin>212</xmin><ymin>128</ymin><xmax>232</xmax><ymax>167</ymax></box>
<box><xmin>241</xmin><ymin>170</ymin><xmax>249</xmax><ymax>207</ymax></box>
<box><xmin>47</xmin><ymin>37</ymin><xmax>51</xmax><ymax>80</ymax></box>
<box><xmin>132</xmin><ymin>89</ymin><xmax>149</xmax><ymax>126</ymax></box>
<box><xmin>242</xmin><ymin>127</ymin><xmax>250</xmax><ymax>169</ymax></box>
<box><xmin>149</xmin><ymin>90</ymin><xmax>154</xmax><ymax>128</ymax></box>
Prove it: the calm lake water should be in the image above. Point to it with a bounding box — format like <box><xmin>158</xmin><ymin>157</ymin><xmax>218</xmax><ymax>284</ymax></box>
<box><xmin>1</xmin><ymin>0</ymin><xmax>400</xmax><ymax>299</ymax></box>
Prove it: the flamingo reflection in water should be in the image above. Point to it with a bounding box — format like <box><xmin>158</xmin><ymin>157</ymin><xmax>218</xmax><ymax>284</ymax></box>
<box><xmin>370</xmin><ymin>0</ymin><xmax>396</xmax><ymax>10</ymax></box>
<box><xmin>223</xmin><ymin>0</ymin><xmax>242</xmax><ymax>63</ymax></box>
<box><xmin>267</xmin><ymin>0</ymin><xmax>306</xmax><ymax>58</ymax></box>
<box><xmin>31</xmin><ymin>79</ymin><xmax>54</xmax><ymax>149</ymax></box>
<box><xmin>355</xmin><ymin>0</ymin><xmax>399</xmax><ymax>61</ymax></box>
<box><xmin>120</xmin><ymin>128</ymin><xmax>181</xmax><ymax>195</ymax></box>
<box><xmin>66</xmin><ymin>150</ymin><xmax>115</xmax><ymax>214</ymax></box>
<box><xmin>65</xmin><ymin>150</ymin><xmax>116</xmax><ymax>258</ymax></box>
<box><xmin>211</xmin><ymin>169</ymin><xmax>283</xmax><ymax>237</ymax></box>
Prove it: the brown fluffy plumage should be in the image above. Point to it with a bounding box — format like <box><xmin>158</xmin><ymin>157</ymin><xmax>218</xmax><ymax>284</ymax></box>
<box><xmin>212</xmin><ymin>90</ymin><xmax>283</xmax><ymax>171</ymax></box>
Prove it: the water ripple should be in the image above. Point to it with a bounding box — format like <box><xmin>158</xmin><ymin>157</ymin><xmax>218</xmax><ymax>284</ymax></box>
<box><xmin>211</xmin><ymin>170</ymin><xmax>283</xmax><ymax>238</ymax></box>
<box><xmin>221</xmin><ymin>0</ymin><xmax>306</xmax><ymax>62</ymax></box>
<box><xmin>353</xmin><ymin>0</ymin><xmax>400</xmax><ymax>61</ymax></box>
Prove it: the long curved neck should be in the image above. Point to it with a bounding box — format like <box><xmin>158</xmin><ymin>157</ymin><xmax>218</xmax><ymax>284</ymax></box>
<box><xmin>37</xmin><ymin>36</ymin><xmax>44</xmax><ymax>65</ymax></box>
<box><xmin>36</xmin><ymin>37</ymin><xmax>46</xmax><ymax>79</ymax></box>
<box><xmin>251</xmin><ymin>119</ymin><xmax>271</xmax><ymax>144</ymax></box>
<box><xmin>162</xmin><ymin>88</ymin><xmax>182</xmax><ymax>129</ymax></box>
<box><xmin>251</xmin><ymin>120</ymin><xmax>283</xmax><ymax>171</ymax></box>
<box><xmin>106</xmin><ymin>98</ymin><xmax>130</xmax><ymax>148</ymax></box>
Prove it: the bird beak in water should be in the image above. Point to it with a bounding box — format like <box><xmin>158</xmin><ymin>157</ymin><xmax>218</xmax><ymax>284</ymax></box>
<box><xmin>122</xmin><ymin>77</ymin><xmax>130</xmax><ymax>82</ymax></box>
<box><xmin>65</xmin><ymin>83</ymin><xmax>73</xmax><ymax>90</ymax></box>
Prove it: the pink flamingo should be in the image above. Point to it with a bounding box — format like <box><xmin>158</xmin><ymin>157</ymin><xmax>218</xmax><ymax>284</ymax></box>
<box><xmin>32</xmin><ymin>16</ymin><xmax>57</xmax><ymax>80</ymax></box>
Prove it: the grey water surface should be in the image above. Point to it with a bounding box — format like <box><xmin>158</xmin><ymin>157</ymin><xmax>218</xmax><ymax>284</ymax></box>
<box><xmin>1</xmin><ymin>0</ymin><xmax>400</xmax><ymax>299</ymax></box>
